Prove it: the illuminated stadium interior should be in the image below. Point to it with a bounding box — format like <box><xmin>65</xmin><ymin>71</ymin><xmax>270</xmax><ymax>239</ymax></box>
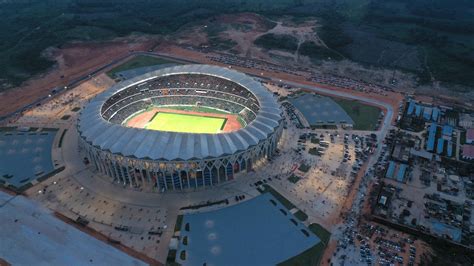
<box><xmin>100</xmin><ymin>73</ymin><xmax>260</xmax><ymax>134</ymax></box>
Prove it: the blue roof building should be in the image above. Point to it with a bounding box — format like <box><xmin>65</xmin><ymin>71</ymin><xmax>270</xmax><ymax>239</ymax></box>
<box><xmin>447</xmin><ymin>142</ymin><xmax>453</xmax><ymax>157</ymax></box>
<box><xmin>442</xmin><ymin>125</ymin><xmax>453</xmax><ymax>137</ymax></box>
<box><xmin>386</xmin><ymin>161</ymin><xmax>396</xmax><ymax>179</ymax></box>
<box><xmin>407</xmin><ymin>101</ymin><xmax>415</xmax><ymax>115</ymax></box>
<box><xmin>437</xmin><ymin>138</ymin><xmax>444</xmax><ymax>154</ymax></box>
<box><xmin>432</xmin><ymin>108</ymin><xmax>440</xmax><ymax>122</ymax></box>
<box><xmin>397</xmin><ymin>164</ymin><xmax>408</xmax><ymax>182</ymax></box>
<box><xmin>427</xmin><ymin>123</ymin><xmax>437</xmax><ymax>151</ymax></box>
<box><xmin>415</xmin><ymin>105</ymin><xmax>423</xmax><ymax>117</ymax></box>
<box><xmin>423</xmin><ymin>107</ymin><xmax>432</xmax><ymax>120</ymax></box>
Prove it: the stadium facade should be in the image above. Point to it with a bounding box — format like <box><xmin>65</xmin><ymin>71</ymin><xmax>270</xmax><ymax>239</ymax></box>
<box><xmin>78</xmin><ymin>64</ymin><xmax>283</xmax><ymax>192</ymax></box>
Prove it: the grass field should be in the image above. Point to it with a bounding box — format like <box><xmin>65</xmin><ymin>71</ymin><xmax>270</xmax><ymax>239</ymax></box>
<box><xmin>106</xmin><ymin>55</ymin><xmax>179</xmax><ymax>78</ymax></box>
<box><xmin>146</xmin><ymin>112</ymin><xmax>226</xmax><ymax>134</ymax></box>
<box><xmin>278</xmin><ymin>223</ymin><xmax>331</xmax><ymax>266</ymax></box>
<box><xmin>332</xmin><ymin>98</ymin><xmax>381</xmax><ymax>131</ymax></box>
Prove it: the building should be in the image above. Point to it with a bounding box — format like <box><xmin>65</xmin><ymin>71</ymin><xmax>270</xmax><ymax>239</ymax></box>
<box><xmin>78</xmin><ymin>65</ymin><xmax>283</xmax><ymax>192</ymax></box>
<box><xmin>405</xmin><ymin>100</ymin><xmax>440</xmax><ymax>122</ymax></box>
<box><xmin>459</xmin><ymin>113</ymin><xmax>474</xmax><ymax>129</ymax></box>
<box><xmin>462</xmin><ymin>145</ymin><xmax>474</xmax><ymax>160</ymax></box>
<box><xmin>442</xmin><ymin>125</ymin><xmax>453</xmax><ymax>141</ymax></box>
<box><xmin>427</xmin><ymin>123</ymin><xmax>437</xmax><ymax>152</ymax></box>
<box><xmin>467</xmin><ymin>128</ymin><xmax>474</xmax><ymax>144</ymax></box>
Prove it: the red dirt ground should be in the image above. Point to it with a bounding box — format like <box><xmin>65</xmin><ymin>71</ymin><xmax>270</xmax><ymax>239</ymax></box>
<box><xmin>125</xmin><ymin>107</ymin><xmax>242</xmax><ymax>132</ymax></box>
<box><xmin>0</xmin><ymin>37</ymin><xmax>157</xmax><ymax>117</ymax></box>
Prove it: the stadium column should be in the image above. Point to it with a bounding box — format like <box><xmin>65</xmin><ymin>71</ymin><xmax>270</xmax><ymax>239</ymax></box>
<box><xmin>89</xmin><ymin>150</ymin><xmax>99</xmax><ymax>172</ymax></box>
<box><xmin>128</xmin><ymin>161</ymin><xmax>136</xmax><ymax>187</ymax></box>
<box><xmin>99</xmin><ymin>155</ymin><xmax>109</xmax><ymax>176</ymax></box>
<box><xmin>225</xmin><ymin>160</ymin><xmax>232</xmax><ymax>181</ymax></box>
<box><xmin>150</xmin><ymin>167</ymin><xmax>158</xmax><ymax>191</ymax></box>
<box><xmin>93</xmin><ymin>151</ymin><xmax>105</xmax><ymax>174</ymax></box>
<box><xmin>106</xmin><ymin>160</ymin><xmax>117</xmax><ymax>181</ymax></box>
<box><xmin>160</xmin><ymin>170</ymin><xmax>168</xmax><ymax>191</ymax></box>
<box><xmin>99</xmin><ymin>155</ymin><xmax>110</xmax><ymax>177</ymax></box>
<box><xmin>145</xmin><ymin>168</ymin><xmax>152</xmax><ymax>185</ymax></box>
<box><xmin>170</xmin><ymin>170</ymin><xmax>177</xmax><ymax>190</ymax></box>
<box><xmin>112</xmin><ymin>158</ymin><xmax>124</xmax><ymax>184</ymax></box>
<box><xmin>88</xmin><ymin>149</ymin><xmax>99</xmax><ymax>171</ymax></box>
<box><xmin>131</xmin><ymin>161</ymin><xmax>140</xmax><ymax>187</ymax></box>
<box><xmin>139</xmin><ymin>164</ymin><xmax>146</xmax><ymax>185</ymax></box>
<box><xmin>185</xmin><ymin>169</ymin><xmax>190</xmax><ymax>188</ymax></box>
<box><xmin>121</xmin><ymin>160</ymin><xmax>132</xmax><ymax>187</ymax></box>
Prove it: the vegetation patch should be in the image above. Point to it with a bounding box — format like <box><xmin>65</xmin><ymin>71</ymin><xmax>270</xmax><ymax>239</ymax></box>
<box><xmin>166</xmin><ymin>249</ymin><xmax>179</xmax><ymax>265</ymax></box>
<box><xmin>332</xmin><ymin>98</ymin><xmax>381</xmax><ymax>131</ymax></box>
<box><xmin>58</xmin><ymin>129</ymin><xmax>67</xmax><ymax>148</ymax></box>
<box><xmin>179</xmin><ymin>250</ymin><xmax>186</xmax><ymax>260</ymax></box>
<box><xmin>308</xmin><ymin>223</ymin><xmax>331</xmax><ymax>245</ymax></box>
<box><xmin>288</xmin><ymin>174</ymin><xmax>301</xmax><ymax>184</ymax></box>
<box><xmin>1</xmin><ymin>1</ymin><xmax>473</xmax><ymax>90</ymax></box>
<box><xmin>106</xmin><ymin>55</ymin><xmax>178</xmax><ymax>78</ymax></box>
<box><xmin>299</xmin><ymin>41</ymin><xmax>343</xmax><ymax>61</ymax></box>
<box><xmin>278</xmin><ymin>223</ymin><xmax>330</xmax><ymax>266</ymax></box>
<box><xmin>180</xmin><ymin>199</ymin><xmax>228</xmax><ymax>210</ymax></box>
<box><xmin>174</xmin><ymin>215</ymin><xmax>183</xmax><ymax>232</ymax></box>
<box><xmin>254</xmin><ymin>33</ymin><xmax>298</xmax><ymax>52</ymax></box>
<box><xmin>258</xmin><ymin>184</ymin><xmax>295</xmax><ymax>210</ymax></box>
<box><xmin>298</xmin><ymin>163</ymin><xmax>310</xmax><ymax>173</ymax></box>
<box><xmin>460</xmin><ymin>130</ymin><xmax>466</xmax><ymax>145</ymax></box>
<box><xmin>294</xmin><ymin>210</ymin><xmax>308</xmax><ymax>221</ymax></box>
<box><xmin>0</xmin><ymin>127</ymin><xmax>16</xmax><ymax>132</ymax></box>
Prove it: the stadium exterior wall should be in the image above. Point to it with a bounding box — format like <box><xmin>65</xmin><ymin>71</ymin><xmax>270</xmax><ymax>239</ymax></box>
<box><xmin>80</xmin><ymin>125</ymin><xmax>282</xmax><ymax>191</ymax></box>
<box><xmin>78</xmin><ymin>65</ymin><xmax>283</xmax><ymax>192</ymax></box>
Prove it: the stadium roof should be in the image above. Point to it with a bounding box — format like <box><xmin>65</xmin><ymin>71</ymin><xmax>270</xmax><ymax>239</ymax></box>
<box><xmin>78</xmin><ymin>64</ymin><xmax>282</xmax><ymax>161</ymax></box>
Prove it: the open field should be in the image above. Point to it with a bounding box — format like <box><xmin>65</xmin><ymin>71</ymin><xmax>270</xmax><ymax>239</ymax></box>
<box><xmin>146</xmin><ymin>112</ymin><xmax>226</xmax><ymax>134</ymax></box>
<box><xmin>332</xmin><ymin>97</ymin><xmax>381</xmax><ymax>130</ymax></box>
<box><xmin>106</xmin><ymin>55</ymin><xmax>178</xmax><ymax>78</ymax></box>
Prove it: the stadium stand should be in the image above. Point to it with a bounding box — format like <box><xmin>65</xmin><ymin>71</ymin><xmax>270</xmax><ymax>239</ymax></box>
<box><xmin>101</xmin><ymin>74</ymin><xmax>259</xmax><ymax>125</ymax></box>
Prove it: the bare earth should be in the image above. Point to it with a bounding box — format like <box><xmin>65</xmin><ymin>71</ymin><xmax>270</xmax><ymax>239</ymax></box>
<box><xmin>12</xmin><ymin>74</ymin><xmax>115</xmax><ymax>126</ymax></box>
<box><xmin>0</xmin><ymin>37</ymin><xmax>155</xmax><ymax>117</ymax></box>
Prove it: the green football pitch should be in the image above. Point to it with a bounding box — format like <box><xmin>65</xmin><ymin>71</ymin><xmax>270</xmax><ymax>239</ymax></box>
<box><xmin>146</xmin><ymin>112</ymin><xmax>226</xmax><ymax>133</ymax></box>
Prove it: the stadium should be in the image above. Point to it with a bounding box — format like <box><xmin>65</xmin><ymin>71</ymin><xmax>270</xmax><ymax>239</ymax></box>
<box><xmin>77</xmin><ymin>64</ymin><xmax>283</xmax><ymax>192</ymax></box>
